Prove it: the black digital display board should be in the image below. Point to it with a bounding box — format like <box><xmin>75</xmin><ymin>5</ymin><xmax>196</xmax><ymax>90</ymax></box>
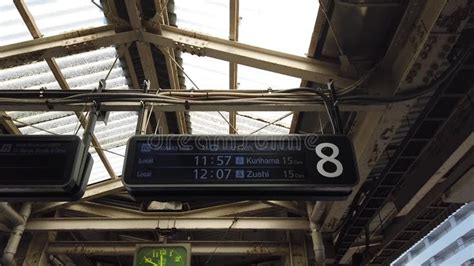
<box><xmin>0</xmin><ymin>135</ymin><xmax>93</xmax><ymax>201</ymax></box>
<box><xmin>123</xmin><ymin>135</ymin><xmax>359</xmax><ymax>200</ymax></box>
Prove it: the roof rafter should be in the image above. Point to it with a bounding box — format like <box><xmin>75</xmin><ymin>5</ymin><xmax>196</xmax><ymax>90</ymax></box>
<box><xmin>13</xmin><ymin>0</ymin><xmax>117</xmax><ymax>180</ymax></box>
<box><xmin>150</xmin><ymin>0</ymin><xmax>188</xmax><ymax>134</ymax></box>
<box><xmin>0</xmin><ymin>26</ymin><xmax>353</xmax><ymax>87</ymax></box>
<box><xmin>124</xmin><ymin>0</ymin><xmax>170</xmax><ymax>134</ymax></box>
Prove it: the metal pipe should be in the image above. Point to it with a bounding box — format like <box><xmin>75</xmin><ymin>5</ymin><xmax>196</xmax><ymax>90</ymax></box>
<box><xmin>310</xmin><ymin>201</ymin><xmax>326</xmax><ymax>223</ymax></box>
<box><xmin>2</xmin><ymin>203</ymin><xmax>31</xmax><ymax>266</ymax></box>
<box><xmin>0</xmin><ymin>203</ymin><xmax>24</xmax><ymax>226</ymax></box>
<box><xmin>307</xmin><ymin>202</ymin><xmax>326</xmax><ymax>266</ymax></box>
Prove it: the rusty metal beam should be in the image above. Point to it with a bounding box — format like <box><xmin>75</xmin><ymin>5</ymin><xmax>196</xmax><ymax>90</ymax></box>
<box><xmin>26</xmin><ymin>217</ymin><xmax>310</xmax><ymax>231</ymax></box>
<box><xmin>0</xmin><ymin>26</ymin><xmax>134</xmax><ymax>68</ymax></box>
<box><xmin>1</xmin><ymin>25</ymin><xmax>353</xmax><ymax>89</ymax></box>
<box><xmin>142</xmin><ymin>26</ymin><xmax>354</xmax><ymax>87</ymax></box>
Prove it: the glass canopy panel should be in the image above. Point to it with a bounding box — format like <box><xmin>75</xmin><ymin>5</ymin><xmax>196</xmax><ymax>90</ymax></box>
<box><xmin>236</xmin><ymin>111</ymin><xmax>292</xmax><ymax>135</ymax></box>
<box><xmin>239</xmin><ymin>0</ymin><xmax>318</xmax><ymax>55</ymax></box>
<box><xmin>0</xmin><ymin>2</ymin><xmax>32</xmax><ymax>45</ymax></box>
<box><xmin>179</xmin><ymin>52</ymin><xmax>231</xmax><ymax>134</ymax></box>
<box><xmin>175</xmin><ymin>0</ymin><xmax>317</xmax><ymax>134</ymax></box>
<box><xmin>180</xmin><ymin>55</ymin><xmax>229</xmax><ymax>89</ymax></box>
<box><xmin>174</xmin><ymin>0</ymin><xmax>229</xmax><ymax>38</ymax></box>
<box><xmin>25</xmin><ymin>0</ymin><xmax>107</xmax><ymax>37</ymax></box>
<box><xmin>191</xmin><ymin>112</ymin><xmax>230</xmax><ymax>135</ymax></box>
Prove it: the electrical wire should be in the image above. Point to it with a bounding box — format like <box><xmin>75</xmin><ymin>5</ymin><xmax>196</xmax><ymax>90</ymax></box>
<box><xmin>162</xmin><ymin>49</ymin><xmax>240</xmax><ymax>134</ymax></box>
<box><xmin>72</xmin><ymin>54</ymin><xmax>120</xmax><ymax>135</ymax></box>
<box><xmin>204</xmin><ymin>217</ymin><xmax>238</xmax><ymax>265</ymax></box>
<box><xmin>0</xmin><ymin>50</ymin><xmax>468</xmax><ymax>112</ymax></box>
<box><xmin>248</xmin><ymin>112</ymin><xmax>293</xmax><ymax>134</ymax></box>
<box><xmin>11</xmin><ymin>118</ymin><xmax>125</xmax><ymax>158</ymax></box>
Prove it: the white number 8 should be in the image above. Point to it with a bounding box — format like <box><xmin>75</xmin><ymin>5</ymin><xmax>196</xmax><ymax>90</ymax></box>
<box><xmin>315</xmin><ymin>143</ymin><xmax>343</xmax><ymax>178</ymax></box>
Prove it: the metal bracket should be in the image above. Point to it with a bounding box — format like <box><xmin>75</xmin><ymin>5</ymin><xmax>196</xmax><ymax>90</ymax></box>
<box><xmin>96</xmin><ymin>79</ymin><xmax>110</xmax><ymax>125</ymax></box>
<box><xmin>135</xmin><ymin>80</ymin><xmax>151</xmax><ymax>135</ymax></box>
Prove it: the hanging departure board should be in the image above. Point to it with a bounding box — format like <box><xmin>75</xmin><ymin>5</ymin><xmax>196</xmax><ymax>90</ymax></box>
<box><xmin>123</xmin><ymin>135</ymin><xmax>359</xmax><ymax>200</ymax></box>
<box><xmin>0</xmin><ymin>135</ymin><xmax>93</xmax><ymax>201</ymax></box>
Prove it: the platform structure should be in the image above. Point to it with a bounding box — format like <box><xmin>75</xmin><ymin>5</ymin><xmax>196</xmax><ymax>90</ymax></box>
<box><xmin>0</xmin><ymin>0</ymin><xmax>473</xmax><ymax>265</ymax></box>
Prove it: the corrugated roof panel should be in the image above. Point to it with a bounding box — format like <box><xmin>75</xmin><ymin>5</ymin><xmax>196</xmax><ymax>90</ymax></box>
<box><xmin>239</xmin><ymin>0</ymin><xmax>318</xmax><ymax>55</ymax></box>
<box><xmin>190</xmin><ymin>112</ymin><xmax>230</xmax><ymax>135</ymax></box>
<box><xmin>0</xmin><ymin>60</ymin><xmax>61</xmax><ymax>90</ymax></box>
<box><xmin>0</xmin><ymin>2</ymin><xmax>32</xmax><ymax>45</ymax></box>
<box><xmin>25</xmin><ymin>0</ymin><xmax>106</xmax><ymax>37</ymax></box>
<box><xmin>0</xmin><ymin>1</ymin><xmax>136</xmax><ymax>184</ymax></box>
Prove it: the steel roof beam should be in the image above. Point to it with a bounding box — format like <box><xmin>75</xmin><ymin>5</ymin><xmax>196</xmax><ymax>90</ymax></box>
<box><xmin>143</xmin><ymin>26</ymin><xmax>355</xmax><ymax>88</ymax></box>
<box><xmin>26</xmin><ymin>217</ymin><xmax>310</xmax><ymax>231</ymax></box>
<box><xmin>104</xmin><ymin>1</ymin><xmax>140</xmax><ymax>91</ymax></box>
<box><xmin>125</xmin><ymin>0</ymin><xmax>170</xmax><ymax>134</ymax></box>
<box><xmin>150</xmin><ymin>0</ymin><xmax>188</xmax><ymax>134</ymax></box>
<box><xmin>0</xmin><ymin>26</ymin><xmax>134</xmax><ymax>68</ymax></box>
<box><xmin>0</xmin><ymin>27</ymin><xmax>352</xmax><ymax>88</ymax></box>
<box><xmin>63</xmin><ymin>201</ymin><xmax>274</xmax><ymax>219</ymax></box>
<box><xmin>47</xmin><ymin>241</ymin><xmax>289</xmax><ymax>256</ymax></box>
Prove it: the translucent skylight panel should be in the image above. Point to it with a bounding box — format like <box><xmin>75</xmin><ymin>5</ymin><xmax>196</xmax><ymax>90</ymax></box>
<box><xmin>88</xmin><ymin>145</ymin><xmax>127</xmax><ymax>185</ymax></box>
<box><xmin>236</xmin><ymin>113</ymin><xmax>290</xmax><ymax>135</ymax></box>
<box><xmin>175</xmin><ymin>0</ymin><xmax>229</xmax><ymax>38</ymax></box>
<box><xmin>25</xmin><ymin>0</ymin><xmax>106</xmax><ymax>36</ymax></box>
<box><xmin>180</xmin><ymin>55</ymin><xmax>229</xmax><ymax>89</ymax></box>
<box><xmin>179</xmin><ymin>55</ymin><xmax>230</xmax><ymax>133</ymax></box>
<box><xmin>237</xmin><ymin>65</ymin><xmax>302</xmax><ymax>90</ymax></box>
<box><xmin>0</xmin><ymin>2</ymin><xmax>32</xmax><ymax>45</ymax></box>
<box><xmin>239</xmin><ymin>0</ymin><xmax>317</xmax><ymax>56</ymax></box>
<box><xmin>174</xmin><ymin>0</ymin><xmax>317</xmax><ymax>134</ymax></box>
<box><xmin>190</xmin><ymin>112</ymin><xmax>230</xmax><ymax>135</ymax></box>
